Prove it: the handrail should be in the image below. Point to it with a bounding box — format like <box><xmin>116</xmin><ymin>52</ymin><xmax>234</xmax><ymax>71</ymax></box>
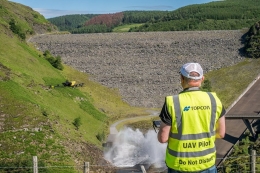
<box><xmin>225</xmin><ymin>113</ymin><xmax>260</xmax><ymax>119</ymax></box>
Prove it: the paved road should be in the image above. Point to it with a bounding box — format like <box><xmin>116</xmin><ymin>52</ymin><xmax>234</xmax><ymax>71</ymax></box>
<box><xmin>216</xmin><ymin>74</ymin><xmax>260</xmax><ymax>166</ymax></box>
<box><xmin>109</xmin><ymin>110</ymin><xmax>159</xmax><ymax>134</ymax></box>
<box><xmin>106</xmin><ymin>110</ymin><xmax>159</xmax><ymax>144</ymax></box>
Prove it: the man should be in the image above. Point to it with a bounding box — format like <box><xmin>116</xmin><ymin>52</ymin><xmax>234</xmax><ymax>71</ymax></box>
<box><xmin>158</xmin><ymin>62</ymin><xmax>226</xmax><ymax>173</ymax></box>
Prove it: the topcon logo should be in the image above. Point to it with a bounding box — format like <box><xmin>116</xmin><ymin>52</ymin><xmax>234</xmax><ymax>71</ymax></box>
<box><xmin>183</xmin><ymin>106</ymin><xmax>190</xmax><ymax>111</ymax></box>
<box><xmin>183</xmin><ymin>106</ymin><xmax>210</xmax><ymax>111</ymax></box>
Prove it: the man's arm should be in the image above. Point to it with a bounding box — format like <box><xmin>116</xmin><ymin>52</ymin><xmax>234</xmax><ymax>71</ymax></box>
<box><xmin>157</xmin><ymin>122</ymin><xmax>171</xmax><ymax>143</ymax></box>
<box><xmin>216</xmin><ymin>116</ymin><xmax>225</xmax><ymax>138</ymax></box>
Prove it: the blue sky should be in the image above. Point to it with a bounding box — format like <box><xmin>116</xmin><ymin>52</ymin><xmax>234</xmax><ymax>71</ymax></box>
<box><xmin>9</xmin><ymin>0</ymin><xmax>215</xmax><ymax>19</ymax></box>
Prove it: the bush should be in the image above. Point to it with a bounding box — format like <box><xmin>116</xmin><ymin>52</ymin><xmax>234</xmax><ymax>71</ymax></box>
<box><xmin>51</xmin><ymin>56</ymin><xmax>63</xmax><ymax>70</ymax></box>
<box><xmin>73</xmin><ymin>117</ymin><xmax>82</xmax><ymax>130</ymax></box>
<box><xmin>42</xmin><ymin>110</ymin><xmax>48</xmax><ymax>117</ymax></box>
<box><xmin>201</xmin><ymin>79</ymin><xmax>212</xmax><ymax>92</ymax></box>
<box><xmin>43</xmin><ymin>50</ymin><xmax>64</xmax><ymax>70</ymax></box>
<box><xmin>96</xmin><ymin>131</ymin><xmax>105</xmax><ymax>142</ymax></box>
<box><xmin>9</xmin><ymin>19</ymin><xmax>26</xmax><ymax>40</ymax></box>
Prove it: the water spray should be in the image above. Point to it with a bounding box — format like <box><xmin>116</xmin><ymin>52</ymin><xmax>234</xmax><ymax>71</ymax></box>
<box><xmin>104</xmin><ymin>126</ymin><xmax>167</xmax><ymax>170</ymax></box>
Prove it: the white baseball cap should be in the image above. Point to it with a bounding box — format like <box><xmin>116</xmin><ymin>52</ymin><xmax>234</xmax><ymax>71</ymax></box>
<box><xmin>180</xmin><ymin>63</ymin><xmax>203</xmax><ymax>80</ymax></box>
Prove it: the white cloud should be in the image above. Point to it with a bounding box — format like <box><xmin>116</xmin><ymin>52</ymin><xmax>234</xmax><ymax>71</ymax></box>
<box><xmin>127</xmin><ymin>5</ymin><xmax>173</xmax><ymax>10</ymax></box>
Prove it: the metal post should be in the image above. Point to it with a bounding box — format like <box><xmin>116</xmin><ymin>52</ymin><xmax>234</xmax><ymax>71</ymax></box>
<box><xmin>140</xmin><ymin>165</ymin><xmax>147</xmax><ymax>173</ymax></box>
<box><xmin>242</xmin><ymin>119</ymin><xmax>256</xmax><ymax>139</ymax></box>
<box><xmin>250</xmin><ymin>150</ymin><xmax>256</xmax><ymax>173</ymax></box>
<box><xmin>33</xmin><ymin>156</ymin><xmax>38</xmax><ymax>173</ymax></box>
<box><xmin>83</xmin><ymin>162</ymin><xmax>89</xmax><ymax>173</ymax></box>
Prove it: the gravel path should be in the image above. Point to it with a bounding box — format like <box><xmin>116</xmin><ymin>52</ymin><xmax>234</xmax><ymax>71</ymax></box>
<box><xmin>30</xmin><ymin>30</ymin><xmax>245</xmax><ymax>108</ymax></box>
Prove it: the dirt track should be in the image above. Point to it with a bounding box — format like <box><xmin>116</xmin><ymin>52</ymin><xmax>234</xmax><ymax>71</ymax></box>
<box><xmin>30</xmin><ymin>30</ymin><xmax>245</xmax><ymax>108</ymax></box>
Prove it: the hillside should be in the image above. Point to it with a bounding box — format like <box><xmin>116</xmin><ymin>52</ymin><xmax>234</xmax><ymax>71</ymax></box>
<box><xmin>0</xmin><ymin>0</ymin><xmax>56</xmax><ymax>36</ymax></box>
<box><xmin>48</xmin><ymin>14</ymin><xmax>99</xmax><ymax>32</ymax></box>
<box><xmin>131</xmin><ymin>0</ymin><xmax>260</xmax><ymax>32</ymax></box>
<box><xmin>0</xmin><ymin>1</ymin><xmax>149</xmax><ymax>172</ymax></box>
<box><xmin>48</xmin><ymin>0</ymin><xmax>260</xmax><ymax>34</ymax></box>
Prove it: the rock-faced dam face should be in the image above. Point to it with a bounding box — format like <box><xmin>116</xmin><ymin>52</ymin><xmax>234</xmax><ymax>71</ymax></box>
<box><xmin>30</xmin><ymin>30</ymin><xmax>245</xmax><ymax>108</ymax></box>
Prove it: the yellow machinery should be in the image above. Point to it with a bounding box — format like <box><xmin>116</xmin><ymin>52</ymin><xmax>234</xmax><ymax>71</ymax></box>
<box><xmin>62</xmin><ymin>80</ymin><xmax>84</xmax><ymax>87</ymax></box>
<box><xmin>50</xmin><ymin>80</ymin><xmax>84</xmax><ymax>88</ymax></box>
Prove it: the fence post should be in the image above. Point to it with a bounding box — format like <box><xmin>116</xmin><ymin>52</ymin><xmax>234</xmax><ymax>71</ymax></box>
<box><xmin>250</xmin><ymin>149</ymin><xmax>256</xmax><ymax>173</ymax></box>
<box><xmin>83</xmin><ymin>162</ymin><xmax>89</xmax><ymax>173</ymax></box>
<box><xmin>33</xmin><ymin>156</ymin><xmax>38</xmax><ymax>173</ymax></box>
<box><xmin>140</xmin><ymin>165</ymin><xmax>147</xmax><ymax>173</ymax></box>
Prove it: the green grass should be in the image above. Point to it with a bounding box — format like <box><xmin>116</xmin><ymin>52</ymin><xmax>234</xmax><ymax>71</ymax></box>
<box><xmin>113</xmin><ymin>23</ymin><xmax>143</xmax><ymax>32</ymax></box>
<box><xmin>205</xmin><ymin>58</ymin><xmax>260</xmax><ymax>108</ymax></box>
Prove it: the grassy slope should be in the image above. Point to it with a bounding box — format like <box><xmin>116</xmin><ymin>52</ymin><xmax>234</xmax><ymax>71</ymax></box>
<box><xmin>205</xmin><ymin>58</ymin><xmax>260</xmax><ymax>108</ymax></box>
<box><xmin>0</xmin><ymin>0</ymin><xmax>149</xmax><ymax>171</ymax></box>
<box><xmin>112</xmin><ymin>23</ymin><xmax>143</xmax><ymax>32</ymax></box>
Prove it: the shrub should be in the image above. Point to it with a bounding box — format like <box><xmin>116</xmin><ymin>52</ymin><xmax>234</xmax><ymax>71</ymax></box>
<box><xmin>73</xmin><ymin>117</ymin><xmax>82</xmax><ymax>130</ymax></box>
<box><xmin>42</xmin><ymin>110</ymin><xmax>48</xmax><ymax>117</ymax></box>
<box><xmin>96</xmin><ymin>131</ymin><xmax>105</xmax><ymax>142</ymax></box>
<box><xmin>43</xmin><ymin>50</ymin><xmax>64</xmax><ymax>70</ymax></box>
<box><xmin>9</xmin><ymin>19</ymin><xmax>26</xmax><ymax>40</ymax></box>
<box><xmin>201</xmin><ymin>79</ymin><xmax>212</xmax><ymax>92</ymax></box>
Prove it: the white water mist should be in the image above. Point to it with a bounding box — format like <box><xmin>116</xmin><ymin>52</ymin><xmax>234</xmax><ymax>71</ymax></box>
<box><xmin>104</xmin><ymin>127</ymin><xmax>167</xmax><ymax>168</ymax></box>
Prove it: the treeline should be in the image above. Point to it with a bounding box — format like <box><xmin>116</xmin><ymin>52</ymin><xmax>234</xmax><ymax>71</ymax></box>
<box><xmin>49</xmin><ymin>11</ymin><xmax>168</xmax><ymax>34</ymax></box>
<box><xmin>130</xmin><ymin>0</ymin><xmax>260</xmax><ymax>32</ymax></box>
<box><xmin>48</xmin><ymin>0</ymin><xmax>260</xmax><ymax>34</ymax></box>
<box><xmin>48</xmin><ymin>14</ymin><xmax>99</xmax><ymax>31</ymax></box>
<box><xmin>122</xmin><ymin>11</ymin><xmax>168</xmax><ymax>24</ymax></box>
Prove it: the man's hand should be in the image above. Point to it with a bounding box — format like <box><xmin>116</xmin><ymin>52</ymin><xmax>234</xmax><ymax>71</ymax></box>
<box><xmin>158</xmin><ymin>122</ymin><xmax>171</xmax><ymax>143</ymax></box>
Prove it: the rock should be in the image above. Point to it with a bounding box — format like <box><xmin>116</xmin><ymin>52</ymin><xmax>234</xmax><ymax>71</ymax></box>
<box><xmin>30</xmin><ymin>31</ymin><xmax>245</xmax><ymax>108</ymax></box>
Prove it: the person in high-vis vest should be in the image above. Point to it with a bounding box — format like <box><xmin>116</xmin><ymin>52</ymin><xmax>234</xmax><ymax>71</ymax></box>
<box><xmin>158</xmin><ymin>62</ymin><xmax>226</xmax><ymax>173</ymax></box>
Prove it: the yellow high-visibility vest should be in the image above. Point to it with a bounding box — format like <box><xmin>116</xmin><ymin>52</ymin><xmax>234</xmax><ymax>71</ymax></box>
<box><xmin>165</xmin><ymin>91</ymin><xmax>223</xmax><ymax>172</ymax></box>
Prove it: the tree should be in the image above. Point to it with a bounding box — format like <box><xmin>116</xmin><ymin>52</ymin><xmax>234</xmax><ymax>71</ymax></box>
<box><xmin>245</xmin><ymin>21</ymin><xmax>260</xmax><ymax>58</ymax></box>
